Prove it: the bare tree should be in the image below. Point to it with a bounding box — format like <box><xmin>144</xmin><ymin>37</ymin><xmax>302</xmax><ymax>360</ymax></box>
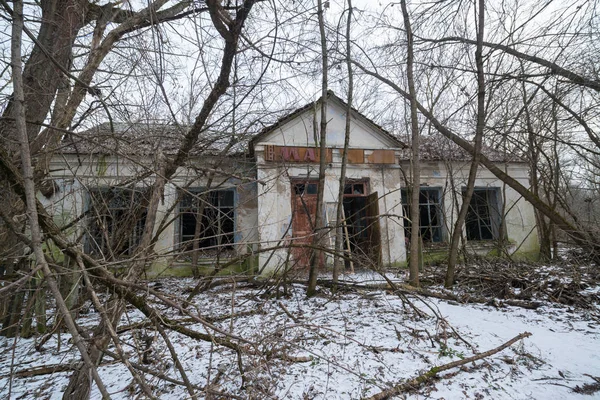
<box><xmin>445</xmin><ymin>0</ymin><xmax>486</xmax><ymax>287</ymax></box>
<box><xmin>0</xmin><ymin>1</ymin><xmax>259</xmax><ymax>398</ymax></box>
<box><xmin>307</xmin><ymin>0</ymin><xmax>329</xmax><ymax>297</ymax></box>
<box><xmin>400</xmin><ymin>0</ymin><xmax>422</xmax><ymax>287</ymax></box>
<box><xmin>0</xmin><ymin>0</ymin><xmax>212</xmax><ymax>339</ymax></box>
<box><xmin>333</xmin><ymin>0</ymin><xmax>354</xmax><ymax>285</ymax></box>
<box><xmin>7</xmin><ymin>0</ymin><xmax>110</xmax><ymax>397</ymax></box>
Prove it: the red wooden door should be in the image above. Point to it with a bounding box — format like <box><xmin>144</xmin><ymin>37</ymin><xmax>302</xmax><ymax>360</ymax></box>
<box><xmin>291</xmin><ymin>181</ymin><xmax>318</xmax><ymax>268</ymax></box>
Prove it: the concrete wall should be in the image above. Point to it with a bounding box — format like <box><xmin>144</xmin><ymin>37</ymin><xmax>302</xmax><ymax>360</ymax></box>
<box><xmin>254</xmin><ymin>101</ymin><xmax>407</xmax><ymax>274</ymax></box>
<box><xmin>45</xmin><ymin>153</ymin><xmax>259</xmax><ymax>277</ymax></box>
<box><xmin>43</xmin><ymin>100</ymin><xmax>539</xmax><ymax>277</ymax></box>
<box><xmin>402</xmin><ymin>160</ymin><xmax>539</xmax><ymax>259</ymax></box>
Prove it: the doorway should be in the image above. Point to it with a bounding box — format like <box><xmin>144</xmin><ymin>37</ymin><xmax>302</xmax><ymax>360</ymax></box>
<box><xmin>342</xmin><ymin>180</ymin><xmax>381</xmax><ymax>267</ymax></box>
<box><xmin>291</xmin><ymin>180</ymin><xmax>319</xmax><ymax>268</ymax></box>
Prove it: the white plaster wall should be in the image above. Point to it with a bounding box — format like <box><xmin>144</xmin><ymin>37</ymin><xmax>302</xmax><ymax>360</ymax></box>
<box><xmin>256</xmin><ymin>164</ymin><xmax>294</xmax><ymax>274</ymax></box>
<box><xmin>259</xmin><ymin>102</ymin><xmax>400</xmax><ymax>149</ymax></box>
<box><xmin>39</xmin><ymin>178</ymin><xmax>86</xmax><ymax>246</ymax></box>
<box><xmin>255</xmin><ymin>152</ymin><xmax>407</xmax><ymax>275</ymax></box>
<box><xmin>47</xmin><ymin>154</ymin><xmax>260</xmax><ymax>272</ymax></box>
<box><xmin>401</xmin><ymin>160</ymin><xmax>539</xmax><ymax>257</ymax></box>
<box><xmin>254</xmin><ymin>100</ymin><xmax>408</xmax><ymax>274</ymax></box>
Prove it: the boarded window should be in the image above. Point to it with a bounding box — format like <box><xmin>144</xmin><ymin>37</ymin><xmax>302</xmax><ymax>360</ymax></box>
<box><xmin>179</xmin><ymin>189</ymin><xmax>235</xmax><ymax>251</ymax></box>
<box><xmin>464</xmin><ymin>188</ymin><xmax>501</xmax><ymax>241</ymax></box>
<box><xmin>87</xmin><ymin>188</ymin><xmax>149</xmax><ymax>259</ymax></box>
<box><xmin>401</xmin><ymin>187</ymin><xmax>444</xmax><ymax>243</ymax></box>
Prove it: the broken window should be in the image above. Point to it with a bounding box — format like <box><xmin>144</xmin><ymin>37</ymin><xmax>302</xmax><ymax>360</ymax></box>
<box><xmin>179</xmin><ymin>189</ymin><xmax>235</xmax><ymax>251</ymax></box>
<box><xmin>464</xmin><ymin>188</ymin><xmax>502</xmax><ymax>241</ymax></box>
<box><xmin>293</xmin><ymin>182</ymin><xmax>318</xmax><ymax>195</ymax></box>
<box><xmin>401</xmin><ymin>187</ymin><xmax>444</xmax><ymax>243</ymax></box>
<box><xmin>344</xmin><ymin>182</ymin><xmax>366</xmax><ymax>195</ymax></box>
<box><xmin>87</xmin><ymin>188</ymin><xmax>149</xmax><ymax>259</ymax></box>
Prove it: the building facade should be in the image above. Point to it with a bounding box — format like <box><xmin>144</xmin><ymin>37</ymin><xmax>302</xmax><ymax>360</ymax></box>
<box><xmin>44</xmin><ymin>93</ymin><xmax>539</xmax><ymax>277</ymax></box>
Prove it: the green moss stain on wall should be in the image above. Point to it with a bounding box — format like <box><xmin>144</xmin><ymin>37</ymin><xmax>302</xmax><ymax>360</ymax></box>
<box><xmin>97</xmin><ymin>155</ymin><xmax>108</xmax><ymax>176</ymax></box>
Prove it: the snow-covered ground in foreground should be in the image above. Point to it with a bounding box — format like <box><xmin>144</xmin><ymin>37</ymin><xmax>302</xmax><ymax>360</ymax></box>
<box><xmin>1</xmin><ymin>271</ymin><xmax>599</xmax><ymax>399</ymax></box>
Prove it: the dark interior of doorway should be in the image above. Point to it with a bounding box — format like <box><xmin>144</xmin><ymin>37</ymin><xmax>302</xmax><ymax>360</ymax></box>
<box><xmin>342</xmin><ymin>182</ymin><xmax>381</xmax><ymax>267</ymax></box>
<box><xmin>343</xmin><ymin>197</ymin><xmax>369</xmax><ymax>258</ymax></box>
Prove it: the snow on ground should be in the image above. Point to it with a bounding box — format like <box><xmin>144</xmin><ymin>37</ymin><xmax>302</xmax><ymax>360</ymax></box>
<box><xmin>1</xmin><ymin>269</ymin><xmax>599</xmax><ymax>399</ymax></box>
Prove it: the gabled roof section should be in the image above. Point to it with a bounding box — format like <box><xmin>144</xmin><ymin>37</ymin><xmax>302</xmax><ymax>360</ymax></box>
<box><xmin>249</xmin><ymin>90</ymin><xmax>407</xmax><ymax>153</ymax></box>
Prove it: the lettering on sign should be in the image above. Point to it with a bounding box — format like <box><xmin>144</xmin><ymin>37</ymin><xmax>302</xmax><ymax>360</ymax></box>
<box><xmin>266</xmin><ymin>146</ymin><xmax>332</xmax><ymax>163</ymax></box>
<box><xmin>263</xmin><ymin>146</ymin><xmax>394</xmax><ymax>164</ymax></box>
<box><xmin>280</xmin><ymin>146</ymin><xmax>301</xmax><ymax>161</ymax></box>
<box><xmin>367</xmin><ymin>149</ymin><xmax>395</xmax><ymax>164</ymax></box>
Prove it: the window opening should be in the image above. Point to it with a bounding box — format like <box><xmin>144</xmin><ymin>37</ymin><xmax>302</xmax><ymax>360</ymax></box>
<box><xmin>180</xmin><ymin>189</ymin><xmax>235</xmax><ymax>252</ymax></box>
<box><xmin>401</xmin><ymin>187</ymin><xmax>444</xmax><ymax>243</ymax></box>
<box><xmin>465</xmin><ymin>188</ymin><xmax>501</xmax><ymax>241</ymax></box>
<box><xmin>294</xmin><ymin>182</ymin><xmax>318</xmax><ymax>195</ymax></box>
<box><xmin>344</xmin><ymin>182</ymin><xmax>366</xmax><ymax>196</ymax></box>
<box><xmin>87</xmin><ymin>188</ymin><xmax>148</xmax><ymax>259</ymax></box>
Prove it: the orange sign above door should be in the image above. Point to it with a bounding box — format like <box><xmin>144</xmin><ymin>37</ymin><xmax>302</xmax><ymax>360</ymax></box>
<box><xmin>265</xmin><ymin>145</ymin><xmax>332</xmax><ymax>163</ymax></box>
<box><xmin>263</xmin><ymin>145</ymin><xmax>395</xmax><ymax>165</ymax></box>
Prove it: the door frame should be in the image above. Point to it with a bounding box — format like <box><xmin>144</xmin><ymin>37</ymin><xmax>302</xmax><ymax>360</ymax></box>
<box><xmin>290</xmin><ymin>178</ymin><xmax>321</xmax><ymax>268</ymax></box>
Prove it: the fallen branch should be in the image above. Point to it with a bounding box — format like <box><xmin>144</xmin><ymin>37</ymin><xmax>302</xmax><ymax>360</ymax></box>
<box><xmin>314</xmin><ymin>278</ymin><xmax>542</xmax><ymax>310</ymax></box>
<box><xmin>278</xmin><ymin>301</ymin><xmax>300</xmax><ymax>323</ymax></box>
<box><xmin>116</xmin><ymin>309</ymin><xmax>261</xmax><ymax>334</ymax></box>
<box><xmin>14</xmin><ymin>364</ymin><xmax>74</xmax><ymax>378</ymax></box>
<box><xmin>363</xmin><ymin>331</ymin><xmax>532</xmax><ymax>400</ymax></box>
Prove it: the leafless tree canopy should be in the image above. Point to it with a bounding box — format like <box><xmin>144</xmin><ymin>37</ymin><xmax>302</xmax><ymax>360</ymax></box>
<box><xmin>0</xmin><ymin>0</ymin><xmax>600</xmax><ymax>398</ymax></box>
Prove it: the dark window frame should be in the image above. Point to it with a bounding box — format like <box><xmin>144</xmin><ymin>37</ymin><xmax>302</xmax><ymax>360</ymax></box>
<box><xmin>343</xmin><ymin>180</ymin><xmax>369</xmax><ymax>197</ymax></box>
<box><xmin>293</xmin><ymin>181</ymin><xmax>319</xmax><ymax>196</ymax></box>
<box><xmin>178</xmin><ymin>188</ymin><xmax>236</xmax><ymax>252</ymax></box>
<box><xmin>86</xmin><ymin>187</ymin><xmax>149</xmax><ymax>259</ymax></box>
<box><xmin>401</xmin><ymin>187</ymin><xmax>444</xmax><ymax>243</ymax></box>
<box><xmin>463</xmin><ymin>187</ymin><xmax>502</xmax><ymax>241</ymax></box>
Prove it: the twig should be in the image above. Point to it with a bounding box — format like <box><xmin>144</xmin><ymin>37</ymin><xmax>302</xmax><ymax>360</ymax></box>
<box><xmin>363</xmin><ymin>331</ymin><xmax>532</xmax><ymax>400</ymax></box>
<box><xmin>156</xmin><ymin>323</ymin><xmax>198</xmax><ymax>400</ymax></box>
<box><xmin>278</xmin><ymin>301</ymin><xmax>300</xmax><ymax>323</ymax></box>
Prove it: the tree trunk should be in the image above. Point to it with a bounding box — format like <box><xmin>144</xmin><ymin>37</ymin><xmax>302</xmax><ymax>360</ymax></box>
<box><xmin>445</xmin><ymin>0</ymin><xmax>486</xmax><ymax>287</ymax></box>
<box><xmin>10</xmin><ymin>1</ymin><xmax>110</xmax><ymax>397</ymax></box>
<box><xmin>333</xmin><ymin>0</ymin><xmax>354</xmax><ymax>285</ymax></box>
<box><xmin>400</xmin><ymin>0</ymin><xmax>421</xmax><ymax>287</ymax></box>
<box><xmin>307</xmin><ymin>0</ymin><xmax>329</xmax><ymax>297</ymax></box>
<box><xmin>522</xmin><ymin>82</ymin><xmax>552</xmax><ymax>261</ymax></box>
<box><xmin>59</xmin><ymin>256</ymin><xmax>81</xmax><ymax>322</ymax></box>
<box><xmin>0</xmin><ymin>0</ymin><xmax>88</xmax><ymax>155</ymax></box>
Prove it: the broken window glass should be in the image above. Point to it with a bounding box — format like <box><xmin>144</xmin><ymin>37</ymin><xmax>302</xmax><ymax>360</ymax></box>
<box><xmin>401</xmin><ymin>187</ymin><xmax>444</xmax><ymax>243</ymax></box>
<box><xmin>87</xmin><ymin>187</ymin><xmax>149</xmax><ymax>259</ymax></box>
<box><xmin>179</xmin><ymin>189</ymin><xmax>235</xmax><ymax>252</ymax></box>
<box><xmin>464</xmin><ymin>188</ymin><xmax>501</xmax><ymax>241</ymax></box>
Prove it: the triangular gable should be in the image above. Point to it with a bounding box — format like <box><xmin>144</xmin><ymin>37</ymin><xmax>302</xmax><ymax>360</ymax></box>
<box><xmin>250</xmin><ymin>91</ymin><xmax>406</xmax><ymax>153</ymax></box>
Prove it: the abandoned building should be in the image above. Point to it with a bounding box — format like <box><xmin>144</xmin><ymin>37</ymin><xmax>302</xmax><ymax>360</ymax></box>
<box><xmin>44</xmin><ymin>92</ymin><xmax>540</xmax><ymax>277</ymax></box>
